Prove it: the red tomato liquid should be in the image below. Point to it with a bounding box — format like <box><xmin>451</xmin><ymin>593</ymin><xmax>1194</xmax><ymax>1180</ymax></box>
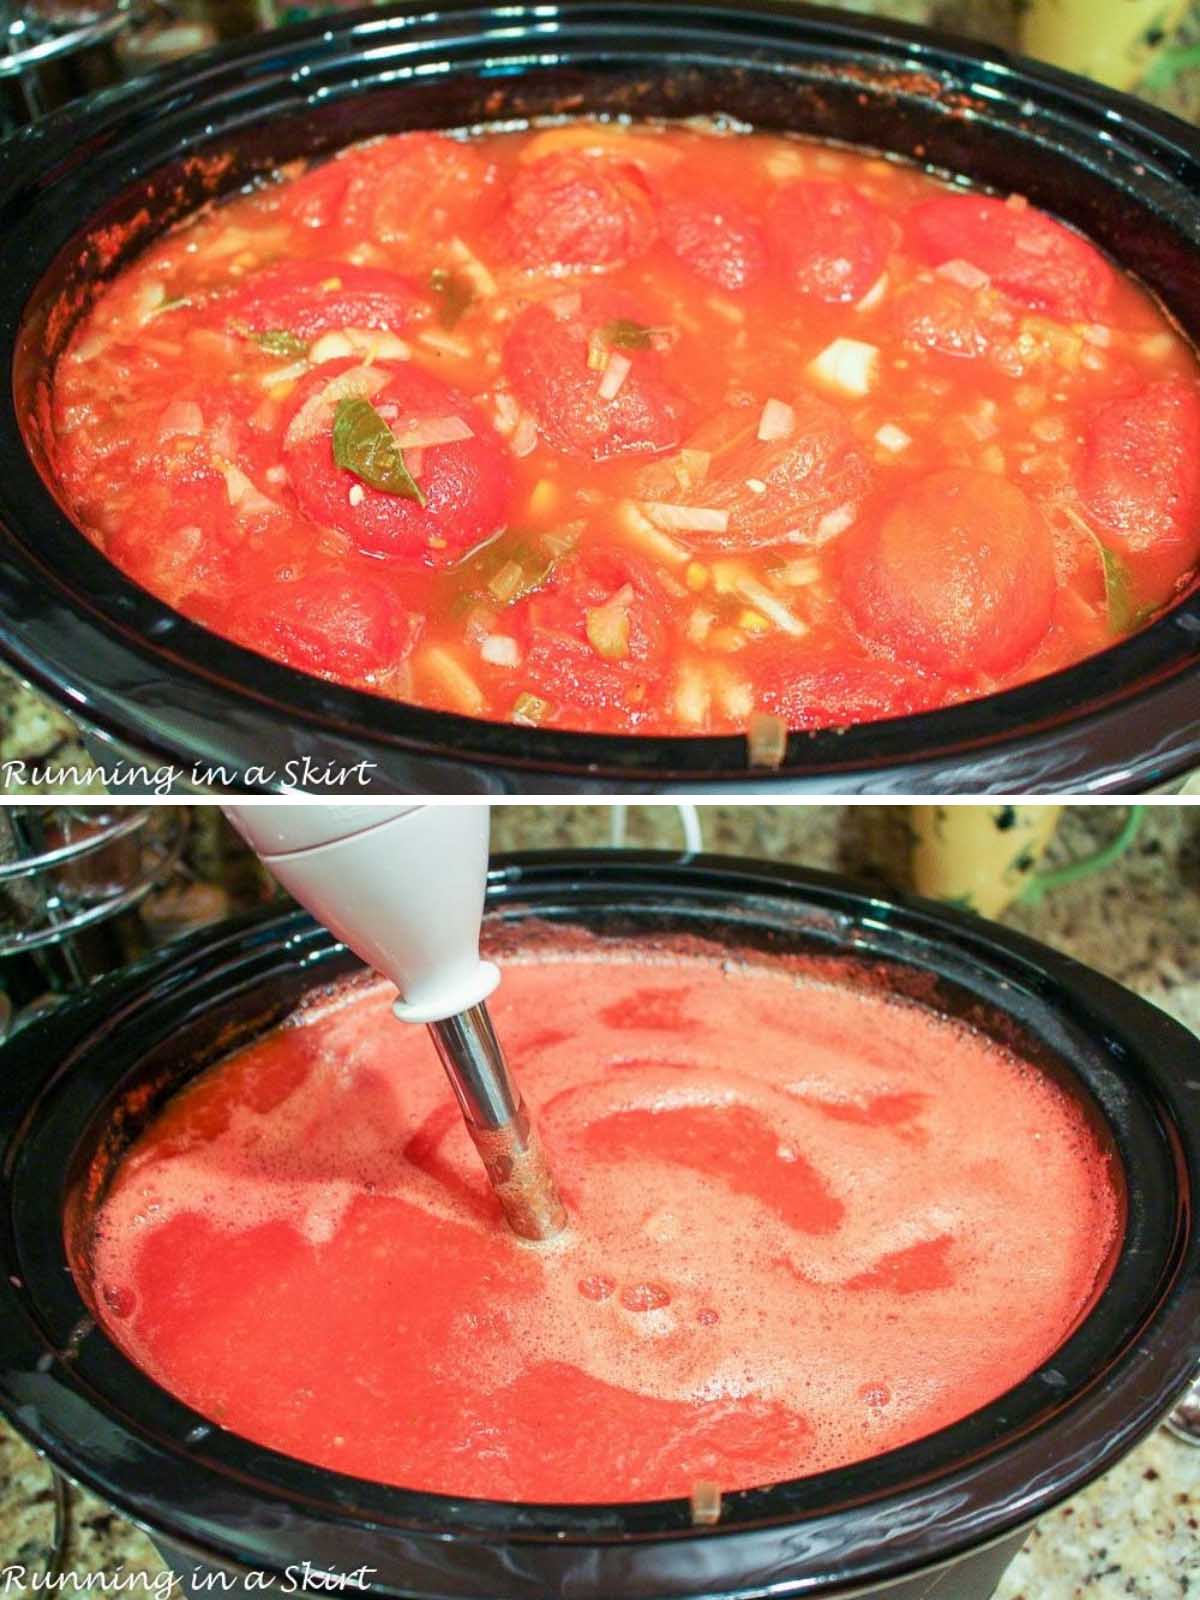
<box><xmin>87</xmin><ymin>945</ymin><xmax>1121</xmax><ymax>1502</ymax></box>
<box><xmin>44</xmin><ymin>121</ymin><xmax>1200</xmax><ymax>738</ymax></box>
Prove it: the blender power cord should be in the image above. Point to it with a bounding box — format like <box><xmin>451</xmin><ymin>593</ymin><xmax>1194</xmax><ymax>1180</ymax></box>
<box><xmin>608</xmin><ymin>805</ymin><xmax>703</xmax><ymax>853</ymax></box>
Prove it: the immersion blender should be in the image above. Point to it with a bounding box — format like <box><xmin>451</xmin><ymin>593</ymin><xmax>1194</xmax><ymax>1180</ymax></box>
<box><xmin>222</xmin><ymin>804</ymin><xmax>567</xmax><ymax>1242</ymax></box>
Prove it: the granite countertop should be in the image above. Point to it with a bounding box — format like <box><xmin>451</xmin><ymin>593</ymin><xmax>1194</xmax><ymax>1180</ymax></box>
<box><xmin>1</xmin><ymin>804</ymin><xmax>1198</xmax><ymax>1595</ymax></box>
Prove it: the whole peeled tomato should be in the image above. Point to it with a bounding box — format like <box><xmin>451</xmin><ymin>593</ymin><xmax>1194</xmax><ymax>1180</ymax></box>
<box><xmin>239</xmin><ymin>570</ymin><xmax>419</xmax><ymax>681</ymax></box>
<box><xmin>218</xmin><ymin>260</ymin><xmax>423</xmax><ymax>341</ymax></box>
<box><xmin>767</xmin><ymin>181</ymin><xmax>891</xmax><ymax>304</ymax></box>
<box><xmin>755</xmin><ymin>651</ymin><xmax>945</xmax><ymax>730</ymax></box>
<box><xmin>504</xmin><ymin>290</ymin><xmax>686</xmax><ymax>462</ymax></box>
<box><xmin>908</xmin><ymin>194</ymin><xmax>1113</xmax><ymax>322</ymax></box>
<box><xmin>338</xmin><ymin>132</ymin><xmax>500</xmax><ymax>246</ymax></box>
<box><xmin>660</xmin><ymin>196</ymin><xmax>768</xmax><ymax>292</ymax></box>
<box><xmin>1081</xmin><ymin>377</ymin><xmax>1200</xmax><ymax>586</ymax></box>
<box><xmin>679</xmin><ymin>394</ymin><xmax>873</xmax><ymax>550</ymax></box>
<box><xmin>503</xmin><ymin>153</ymin><xmax>659</xmax><ymax>272</ymax></box>
<box><xmin>283</xmin><ymin>359</ymin><xmax>512</xmax><ymax>562</ymax></box>
<box><xmin>891</xmin><ymin>278</ymin><xmax>1011</xmax><ymax>360</ymax></box>
<box><xmin>839</xmin><ymin>468</ymin><xmax>1057</xmax><ymax>681</ymax></box>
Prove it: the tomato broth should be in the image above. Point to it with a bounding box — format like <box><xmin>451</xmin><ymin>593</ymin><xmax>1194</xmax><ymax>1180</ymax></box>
<box><xmin>47</xmin><ymin>121</ymin><xmax>1200</xmax><ymax>739</ymax></box>
<box><xmin>87</xmin><ymin>945</ymin><xmax>1121</xmax><ymax>1502</ymax></box>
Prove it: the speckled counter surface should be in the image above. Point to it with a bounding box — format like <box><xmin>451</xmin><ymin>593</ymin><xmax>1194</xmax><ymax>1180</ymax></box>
<box><xmin>1</xmin><ymin>804</ymin><xmax>1197</xmax><ymax>1594</ymax></box>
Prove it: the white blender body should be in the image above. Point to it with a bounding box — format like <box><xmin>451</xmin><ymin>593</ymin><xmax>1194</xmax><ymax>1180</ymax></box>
<box><xmin>222</xmin><ymin>804</ymin><xmax>566</xmax><ymax>1240</ymax></box>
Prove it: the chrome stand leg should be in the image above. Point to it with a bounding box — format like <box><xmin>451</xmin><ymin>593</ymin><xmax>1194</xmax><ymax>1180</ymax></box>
<box><xmin>1164</xmin><ymin>1371</ymin><xmax>1200</xmax><ymax>1444</ymax></box>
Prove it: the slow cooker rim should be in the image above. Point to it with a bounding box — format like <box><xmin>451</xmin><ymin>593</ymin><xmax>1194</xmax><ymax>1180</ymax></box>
<box><xmin>3</xmin><ymin>1</ymin><xmax>1200</xmax><ymax>793</ymax></box>
<box><xmin>0</xmin><ymin>853</ymin><xmax>1197</xmax><ymax>1597</ymax></box>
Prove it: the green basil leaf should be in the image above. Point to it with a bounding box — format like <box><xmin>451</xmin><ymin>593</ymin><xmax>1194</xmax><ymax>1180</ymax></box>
<box><xmin>430</xmin><ymin>267</ymin><xmax>474</xmax><ymax>330</ymax></box>
<box><xmin>1096</xmin><ymin>540</ymin><xmax>1138</xmax><ymax>635</ymax></box>
<box><xmin>332</xmin><ymin>397</ymin><xmax>426</xmax><ymax>504</ymax></box>
<box><xmin>1063</xmin><ymin>506</ymin><xmax>1145</xmax><ymax>636</ymax></box>
<box><xmin>447</xmin><ymin>523</ymin><xmax>584</xmax><ymax>612</ymax></box>
<box><xmin>255</xmin><ymin>329</ymin><xmax>309</xmax><ymax>358</ymax></box>
<box><xmin>598</xmin><ymin>318</ymin><xmax>657</xmax><ymax>350</ymax></box>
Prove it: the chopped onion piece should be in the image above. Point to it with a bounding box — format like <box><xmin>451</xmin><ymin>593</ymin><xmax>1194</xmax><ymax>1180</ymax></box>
<box><xmin>1139</xmin><ymin>332</ymin><xmax>1177</xmax><ymax>362</ymax></box>
<box><xmin>391</xmin><ymin>415</ymin><xmax>474</xmax><ymax>449</ymax></box>
<box><xmin>480</xmin><ymin>634</ymin><xmax>521</xmax><ymax>667</ymax></box>
<box><xmin>690</xmin><ymin>1483</ymin><xmax>723</xmax><ymax>1528</ymax></box>
<box><xmin>309</xmin><ymin>332</ymin><xmax>356</xmax><ymax>364</ymax></box>
<box><xmin>598</xmin><ymin>350</ymin><xmax>633</xmax><ymax>401</ymax></box>
<box><xmin>209</xmin><ymin>417</ymin><xmax>237</xmax><ymax>461</ymax></box>
<box><xmin>1082</xmin><ymin>323</ymin><xmax>1112</xmax><ymax>347</ymax></box>
<box><xmin>686</xmin><ymin>607</ymin><xmax>714</xmax><ymax>645</ymax></box>
<box><xmin>642</xmin><ymin>502</ymin><xmax>730</xmax><ymax>535</ymax></box>
<box><xmin>70</xmin><ymin>331</ymin><xmax>110</xmax><ymax>364</ymax></box>
<box><xmin>511</xmin><ymin>413</ymin><xmax>539</xmax><ymax>458</ymax></box>
<box><xmin>339</xmin><ymin>328</ymin><xmax>411</xmax><ymax>362</ymax></box>
<box><xmin>746</xmin><ymin>711</ymin><xmax>788</xmax><ymax>770</ymax></box>
<box><xmin>757</xmin><ymin>397</ymin><xmax>795</xmax><ymax>443</ymax></box>
<box><xmin>674</xmin><ymin>664</ymin><xmax>712</xmax><ymax>727</ymax></box>
<box><xmin>962</xmin><ymin>399</ymin><xmax>999</xmax><ymax>441</ymax></box>
<box><xmin>774</xmin><ymin>557</ymin><xmax>820</xmax><ymax>587</ymax></box>
<box><xmin>512</xmin><ymin>692</ymin><xmax>550</xmax><ymax>726</ymax></box>
<box><xmin>874</xmin><ymin>422</ymin><xmax>911</xmax><ymax>454</ymax></box>
<box><xmin>708</xmin><ymin>297</ymin><xmax>745</xmax><ymax>325</ymax></box>
<box><xmin>283</xmin><ymin>365</ymin><xmax>388</xmax><ymax>449</ymax></box>
<box><xmin>812</xmin><ymin>504</ymin><xmax>856</xmax><ymax>544</ymax></box>
<box><xmin>132</xmin><ymin>280</ymin><xmax>168</xmax><ymax>326</ymax></box>
<box><xmin>711</xmin><ymin>559</ymin><xmax>746</xmax><ymax>596</ymax></box>
<box><xmin>220</xmin><ymin>463</ymin><xmax>274</xmax><ymax>516</ymax></box>
<box><xmin>488</xmin><ymin>561</ymin><xmax>526</xmax><ymax>604</ymax></box>
<box><xmin>586</xmin><ymin>584</ymin><xmax>634</xmax><ymax>661</ymax></box>
<box><xmin>734</xmin><ymin>577</ymin><xmax>807</xmax><ymax>637</ymax></box>
<box><xmin>547</xmin><ymin>290</ymin><xmax>582</xmax><ymax>321</ymax></box>
<box><xmin>420</xmin><ymin>646</ymin><xmax>485</xmax><ymax>716</ymax></box>
<box><xmin>935</xmin><ymin>258</ymin><xmax>990</xmax><ymax>291</ymax></box>
<box><xmin>618</xmin><ymin>500</ymin><xmax>693</xmax><ymax>566</ymax></box>
<box><xmin>158</xmin><ymin>400</ymin><xmax>204</xmax><ymax>440</ymax></box>
<box><xmin>418</xmin><ymin>329</ymin><xmax>472</xmax><ymax>359</ymax></box>
<box><xmin>854</xmin><ymin>271</ymin><xmax>889</xmax><ymax>313</ymax></box>
<box><xmin>259</xmin><ymin>360</ymin><xmax>310</xmax><ymax>390</ymax></box>
<box><xmin>676</xmin><ymin>448</ymin><xmax>712</xmax><ymax>488</ymax></box>
<box><xmin>808</xmin><ymin>337</ymin><xmax>880</xmax><ymax>398</ymax></box>
<box><xmin>493</xmin><ymin>390</ymin><xmax>520</xmax><ymax>435</ymax></box>
<box><xmin>714</xmin><ymin>667</ymin><xmax>753</xmax><ymax>721</ymax></box>
<box><xmin>449</xmin><ymin>236</ymin><xmax>497</xmax><ymax>297</ymax></box>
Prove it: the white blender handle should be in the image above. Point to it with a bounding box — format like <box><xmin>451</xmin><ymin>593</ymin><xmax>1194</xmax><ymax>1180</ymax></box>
<box><xmin>222</xmin><ymin>804</ymin><xmax>499</xmax><ymax>1024</ymax></box>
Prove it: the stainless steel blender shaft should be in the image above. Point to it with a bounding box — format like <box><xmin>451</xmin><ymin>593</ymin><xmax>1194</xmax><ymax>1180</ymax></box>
<box><xmin>427</xmin><ymin>1003</ymin><xmax>567</xmax><ymax>1242</ymax></box>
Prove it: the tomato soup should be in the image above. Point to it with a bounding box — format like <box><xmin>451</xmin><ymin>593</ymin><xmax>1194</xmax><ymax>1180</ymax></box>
<box><xmin>87</xmin><ymin>944</ymin><xmax>1121</xmax><ymax>1502</ymax></box>
<box><xmin>45</xmin><ymin>121</ymin><xmax>1200</xmax><ymax>744</ymax></box>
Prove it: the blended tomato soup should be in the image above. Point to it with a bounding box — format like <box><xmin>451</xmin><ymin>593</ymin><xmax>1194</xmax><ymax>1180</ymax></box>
<box><xmin>46</xmin><ymin>121</ymin><xmax>1200</xmax><ymax>743</ymax></box>
<box><xmin>87</xmin><ymin>944</ymin><xmax>1121</xmax><ymax>1502</ymax></box>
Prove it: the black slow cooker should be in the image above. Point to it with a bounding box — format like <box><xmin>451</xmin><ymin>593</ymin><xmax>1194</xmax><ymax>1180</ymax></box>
<box><xmin>1</xmin><ymin>2</ymin><xmax>1199</xmax><ymax>794</ymax></box>
<box><xmin>0</xmin><ymin>852</ymin><xmax>1197</xmax><ymax>1598</ymax></box>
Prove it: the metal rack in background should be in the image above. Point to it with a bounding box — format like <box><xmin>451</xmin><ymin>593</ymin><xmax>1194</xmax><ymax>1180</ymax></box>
<box><xmin>0</xmin><ymin>0</ymin><xmax>271</xmax><ymax>137</ymax></box>
<box><xmin>1</xmin><ymin>0</ymin><xmax>144</xmax><ymax>131</ymax></box>
<box><xmin>0</xmin><ymin>805</ymin><xmax>189</xmax><ymax>1021</ymax></box>
<box><xmin>0</xmin><ymin>804</ymin><xmax>190</xmax><ymax>1578</ymax></box>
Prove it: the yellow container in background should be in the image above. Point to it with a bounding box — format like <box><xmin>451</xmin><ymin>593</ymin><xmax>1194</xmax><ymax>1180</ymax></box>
<box><xmin>910</xmin><ymin>805</ymin><xmax>1063</xmax><ymax>918</ymax></box>
<box><xmin>1020</xmin><ymin>0</ymin><xmax>1189</xmax><ymax>90</ymax></box>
